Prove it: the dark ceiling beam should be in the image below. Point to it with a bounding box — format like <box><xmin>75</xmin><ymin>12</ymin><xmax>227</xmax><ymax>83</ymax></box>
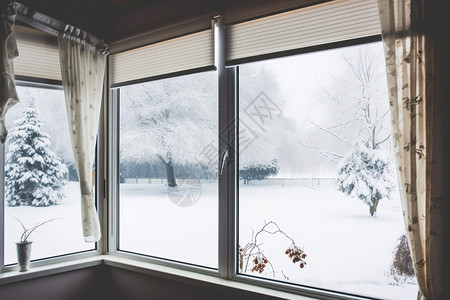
<box><xmin>113</xmin><ymin>0</ymin><xmax>242</xmax><ymax>41</ymax></box>
<box><xmin>15</xmin><ymin>2</ymin><xmax>108</xmax><ymax>51</ymax></box>
<box><xmin>15</xmin><ymin>0</ymin><xmax>113</xmax><ymax>39</ymax></box>
<box><xmin>14</xmin><ymin>0</ymin><xmax>326</xmax><ymax>43</ymax></box>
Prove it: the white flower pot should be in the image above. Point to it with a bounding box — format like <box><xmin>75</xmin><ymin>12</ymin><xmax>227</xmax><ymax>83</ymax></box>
<box><xmin>16</xmin><ymin>241</ymin><xmax>32</xmax><ymax>272</ymax></box>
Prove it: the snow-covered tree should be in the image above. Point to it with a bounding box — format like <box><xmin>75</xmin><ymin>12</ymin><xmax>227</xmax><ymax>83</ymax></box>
<box><xmin>240</xmin><ymin>160</ymin><xmax>279</xmax><ymax>184</ymax></box>
<box><xmin>336</xmin><ymin>142</ymin><xmax>394</xmax><ymax>216</ymax></box>
<box><xmin>297</xmin><ymin>43</ymin><xmax>395</xmax><ymax>215</ymax></box>
<box><xmin>119</xmin><ymin>68</ymin><xmax>286</xmax><ymax>187</ymax></box>
<box><xmin>5</xmin><ymin>98</ymin><xmax>68</xmax><ymax>207</ymax></box>
<box><xmin>298</xmin><ymin>44</ymin><xmax>392</xmax><ymax>162</ymax></box>
<box><xmin>120</xmin><ymin>72</ymin><xmax>218</xmax><ymax>187</ymax></box>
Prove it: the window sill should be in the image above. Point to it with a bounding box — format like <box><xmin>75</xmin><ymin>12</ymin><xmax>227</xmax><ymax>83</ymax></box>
<box><xmin>1</xmin><ymin>254</ymin><xmax>373</xmax><ymax>300</ymax></box>
<box><xmin>102</xmin><ymin>255</ymin><xmax>314</xmax><ymax>300</ymax></box>
<box><xmin>0</xmin><ymin>255</ymin><xmax>103</xmax><ymax>286</ymax></box>
<box><xmin>0</xmin><ymin>254</ymin><xmax>313</xmax><ymax>299</ymax></box>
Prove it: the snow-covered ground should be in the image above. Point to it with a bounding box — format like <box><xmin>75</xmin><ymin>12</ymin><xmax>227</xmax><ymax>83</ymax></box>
<box><xmin>119</xmin><ymin>181</ymin><xmax>417</xmax><ymax>300</ymax></box>
<box><xmin>4</xmin><ymin>182</ymin><xmax>94</xmax><ymax>265</ymax></box>
<box><xmin>238</xmin><ymin>182</ymin><xmax>417</xmax><ymax>299</ymax></box>
<box><xmin>5</xmin><ymin>181</ymin><xmax>417</xmax><ymax>299</ymax></box>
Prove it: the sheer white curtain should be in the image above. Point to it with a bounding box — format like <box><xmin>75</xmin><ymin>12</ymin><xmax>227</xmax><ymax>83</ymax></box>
<box><xmin>0</xmin><ymin>0</ymin><xmax>19</xmax><ymax>143</ymax></box>
<box><xmin>58</xmin><ymin>27</ymin><xmax>107</xmax><ymax>242</ymax></box>
<box><xmin>378</xmin><ymin>0</ymin><xmax>445</xmax><ymax>299</ymax></box>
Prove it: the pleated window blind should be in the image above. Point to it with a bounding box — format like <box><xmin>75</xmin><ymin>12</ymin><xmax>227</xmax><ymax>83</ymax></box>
<box><xmin>227</xmin><ymin>0</ymin><xmax>381</xmax><ymax>64</ymax></box>
<box><xmin>15</xmin><ymin>26</ymin><xmax>61</xmax><ymax>81</ymax></box>
<box><xmin>110</xmin><ymin>29</ymin><xmax>214</xmax><ymax>87</ymax></box>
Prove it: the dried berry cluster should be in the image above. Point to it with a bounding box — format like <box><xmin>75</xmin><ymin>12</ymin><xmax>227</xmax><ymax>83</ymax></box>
<box><xmin>251</xmin><ymin>254</ymin><xmax>268</xmax><ymax>273</ymax></box>
<box><xmin>238</xmin><ymin>221</ymin><xmax>308</xmax><ymax>277</ymax></box>
<box><xmin>285</xmin><ymin>244</ymin><xmax>307</xmax><ymax>268</ymax></box>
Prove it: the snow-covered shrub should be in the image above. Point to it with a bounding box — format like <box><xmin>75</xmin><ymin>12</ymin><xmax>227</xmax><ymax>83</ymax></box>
<box><xmin>239</xmin><ymin>160</ymin><xmax>279</xmax><ymax>184</ymax></box>
<box><xmin>5</xmin><ymin>99</ymin><xmax>68</xmax><ymax>207</ymax></box>
<box><xmin>336</xmin><ymin>142</ymin><xmax>394</xmax><ymax>216</ymax></box>
<box><xmin>390</xmin><ymin>234</ymin><xmax>415</xmax><ymax>283</ymax></box>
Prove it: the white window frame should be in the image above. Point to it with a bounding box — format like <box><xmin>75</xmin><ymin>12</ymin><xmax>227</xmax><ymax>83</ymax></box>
<box><xmin>0</xmin><ymin>79</ymin><xmax>104</xmax><ymax>273</ymax></box>
<box><xmin>0</xmin><ymin>2</ymin><xmax>396</xmax><ymax>299</ymax></box>
<box><xmin>107</xmin><ymin>13</ymin><xmax>385</xmax><ymax>300</ymax></box>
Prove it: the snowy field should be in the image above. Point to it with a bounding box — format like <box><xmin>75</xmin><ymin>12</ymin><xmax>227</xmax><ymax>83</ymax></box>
<box><xmin>5</xmin><ymin>181</ymin><xmax>417</xmax><ymax>299</ymax></box>
<box><xmin>119</xmin><ymin>181</ymin><xmax>417</xmax><ymax>300</ymax></box>
<box><xmin>238</xmin><ymin>182</ymin><xmax>417</xmax><ymax>299</ymax></box>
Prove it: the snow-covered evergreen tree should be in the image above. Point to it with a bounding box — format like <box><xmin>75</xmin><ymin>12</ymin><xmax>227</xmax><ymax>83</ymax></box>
<box><xmin>336</xmin><ymin>142</ymin><xmax>394</xmax><ymax>216</ymax></box>
<box><xmin>5</xmin><ymin>98</ymin><xmax>68</xmax><ymax>207</ymax></box>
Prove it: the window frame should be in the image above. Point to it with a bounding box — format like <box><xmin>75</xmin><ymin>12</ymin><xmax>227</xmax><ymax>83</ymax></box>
<box><xmin>0</xmin><ymin>3</ymin><xmax>401</xmax><ymax>299</ymax></box>
<box><xmin>107</xmin><ymin>13</ymin><xmax>391</xmax><ymax>300</ymax></box>
<box><xmin>0</xmin><ymin>79</ymin><xmax>104</xmax><ymax>273</ymax></box>
<box><xmin>107</xmin><ymin>68</ymin><xmax>222</xmax><ymax>277</ymax></box>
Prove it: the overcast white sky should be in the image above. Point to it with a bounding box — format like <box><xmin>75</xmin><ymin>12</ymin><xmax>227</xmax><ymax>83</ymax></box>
<box><xmin>239</xmin><ymin>41</ymin><xmax>388</xmax><ymax>178</ymax></box>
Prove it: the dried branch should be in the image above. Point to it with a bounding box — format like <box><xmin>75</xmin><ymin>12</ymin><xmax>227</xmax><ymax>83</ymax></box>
<box><xmin>239</xmin><ymin>221</ymin><xmax>307</xmax><ymax>279</ymax></box>
<box><xmin>11</xmin><ymin>216</ymin><xmax>59</xmax><ymax>243</ymax></box>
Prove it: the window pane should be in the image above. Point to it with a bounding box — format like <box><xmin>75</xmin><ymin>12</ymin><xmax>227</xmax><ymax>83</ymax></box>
<box><xmin>118</xmin><ymin>71</ymin><xmax>218</xmax><ymax>268</ymax></box>
<box><xmin>237</xmin><ymin>42</ymin><xmax>418</xmax><ymax>299</ymax></box>
<box><xmin>4</xmin><ymin>86</ymin><xmax>94</xmax><ymax>265</ymax></box>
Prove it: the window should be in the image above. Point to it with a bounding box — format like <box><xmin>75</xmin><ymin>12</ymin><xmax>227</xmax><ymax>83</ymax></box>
<box><xmin>109</xmin><ymin>1</ymin><xmax>420</xmax><ymax>298</ymax></box>
<box><xmin>236</xmin><ymin>43</ymin><xmax>417</xmax><ymax>300</ymax></box>
<box><xmin>0</xmin><ymin>0</ymin><xmax>426</xmax><ymax>299</ymax></box>
<box><xmin>3</xmin><ymin>85</ymin><xmax>94</xmax><ymax>265</ymax></box>
<box><xmin>117</xmin><ymin>71</ymin><xmax>218</xmax><ymax>268</ymax></box>
<box><xmin>111</xmin><ymin>44</ymin><xmax>418</xmax><ymax>299</ymax></box>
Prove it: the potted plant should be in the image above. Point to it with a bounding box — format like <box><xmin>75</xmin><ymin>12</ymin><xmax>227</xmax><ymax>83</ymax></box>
<box><xmin>12</xmin><ymin>216</ymin><xmax>57</xmax><ymax>272</ymax></box>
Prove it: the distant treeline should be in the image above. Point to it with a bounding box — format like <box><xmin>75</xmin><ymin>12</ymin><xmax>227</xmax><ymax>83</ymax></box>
<box><xmin>120</xmin><ymin>161</ymin><xmax>216</xmax><ymax>182</ymax></box>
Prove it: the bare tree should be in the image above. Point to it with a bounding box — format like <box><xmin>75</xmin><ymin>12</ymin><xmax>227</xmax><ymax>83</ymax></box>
<box><xmin>298</xmin><ymin>45</ymin><xmax>391</xmax><ymax>159</ymax></box>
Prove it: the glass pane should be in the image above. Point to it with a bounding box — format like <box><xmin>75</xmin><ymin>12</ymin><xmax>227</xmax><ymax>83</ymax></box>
<box><xmin>119</xmin><ymin>71</ymin><xmax>218</xmax><ymax>268</ymax></box>
<box><xmin>237</xmin><ymin>42</ymin><xmax>418</xmax><ymax>299</ymax></box>
<box><xmin>4</xmin><ymin>86</ymin><xmax>94</xmax><ymax>265</ymax></box>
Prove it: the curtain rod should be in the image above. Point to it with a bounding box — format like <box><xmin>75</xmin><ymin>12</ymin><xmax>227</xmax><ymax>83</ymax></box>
<box><xmin>14</xmin><ymin>1</ymin><xmax>109</xmax><ymax>53</ymax></box>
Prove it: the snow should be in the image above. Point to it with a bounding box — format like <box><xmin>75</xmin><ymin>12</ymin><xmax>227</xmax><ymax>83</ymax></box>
<box><xmin>239</xmin><ymin>182</ymin><xmax>416</xmax><ymax>299</ymax></box>
<box><xmin>116</xmin><ymin>180</ymin><xmax>417</xmax><ymax>300</ymax></box>
<box><xmin>118</xmin><ymin>182</ymin><xmax>218</xmax><ymax>266</ymax></box>
<box><xmin>4</xmin><ymin>181</ymin><xmax>416</xmax><ymax>299</ymax></box>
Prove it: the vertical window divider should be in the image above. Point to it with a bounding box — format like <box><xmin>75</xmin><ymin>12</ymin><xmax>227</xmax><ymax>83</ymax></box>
<box><xmin>97</xmin><ymin>101</ymin><xmax>106</xmax><ymax>255</ymax></box>
<box><xmin>107</xmin><ymin>87</ymin><xmax>120</xmax><ymax>254</ymax></box>
<box><xmin>226</xmin><ymin>67</ymin><xmax>237</xmax><ymax>279</ymax></box>
<box><xmin>217</xmin><ymin>15</ymin><xmax>228</xmax><ymax>278</ymax></box>
<box><xmin>217</xmin><ymin>15</ymin><xmax>237</xmax><ymax>279</ymax></box>
<box><xmin>0</xmin><ymin>142</ymin><xmax>5</xmax><ymax>270</ymax></box>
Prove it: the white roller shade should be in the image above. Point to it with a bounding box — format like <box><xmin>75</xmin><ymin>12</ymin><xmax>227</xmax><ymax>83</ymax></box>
<box><xmin>15</xmin><ymin>26</ymin><xmax>61</xmax><ymax>81</ymax></box>
<box><xmin>227</xmin><ymin>0</ymin><xmax>381</xmax><ymax>64</ymax></box>
<box><xmin>111</xmin><ymin>29</ymin><xmax>214</xmax><ymax>86</ymax></box>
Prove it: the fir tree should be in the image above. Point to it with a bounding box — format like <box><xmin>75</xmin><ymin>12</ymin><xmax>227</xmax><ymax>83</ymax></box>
<box><xmin>5</xmin><ymin>98</ymin><xmax>68</xmax><ymax>207</ymax></box>
<box><xmin>336</xmin><ymin>142</ymin><xmax>394</xmax><ymax>216</ymax></box>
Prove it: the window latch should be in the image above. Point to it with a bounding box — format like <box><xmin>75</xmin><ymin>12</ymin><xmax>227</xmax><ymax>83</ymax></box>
<box><xmin>220</xmin><ymin>148</ymin><xmax>229</xmax><ymax>176</ymax></box>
